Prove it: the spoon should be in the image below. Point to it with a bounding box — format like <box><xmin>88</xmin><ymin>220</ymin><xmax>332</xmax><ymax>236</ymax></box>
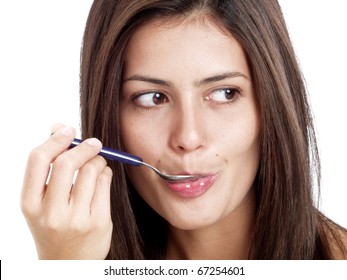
<box><xmin>70</xmin><ymin>138</ymin><xmax>199</xmax><ymax>182</ymax></box>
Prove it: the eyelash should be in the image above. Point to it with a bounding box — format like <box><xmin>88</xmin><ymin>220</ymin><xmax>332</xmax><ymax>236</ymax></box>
<box><xmin>131</xmin><ymin>87</ymin><xmax>242</xmax><ymax>109</ymax></box>
<box><xmin>206</xmin><ymin>87</ymin><xmax>242</xmax><ymax>104</ymax></box>
<box><xmin>131</xmin><ymin>91</ymin><xmax>168</xmax><ymax>110</ymax></box>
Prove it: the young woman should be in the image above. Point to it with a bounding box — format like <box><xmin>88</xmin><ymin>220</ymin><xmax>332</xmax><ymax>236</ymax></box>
<box><xmin>21</xmin><ymin>0</ymin><xmax>347</xmax><ymax>259</ymax></box>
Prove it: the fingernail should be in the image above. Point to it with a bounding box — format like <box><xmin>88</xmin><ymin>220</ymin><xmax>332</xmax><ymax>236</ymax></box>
<box><xmin>50</xmin><ymin>123</ymin><xmax>64</xmax><ymax>134</ymax></box>
<box><xmin>85</xmin><ymin>138</ymin><xmax>101</xmax><ymax>147</ymax></box>
<box><xmin>59</xmin><ymin>126</ymin><xmax>74</xmax><ymax>136</ymax></box>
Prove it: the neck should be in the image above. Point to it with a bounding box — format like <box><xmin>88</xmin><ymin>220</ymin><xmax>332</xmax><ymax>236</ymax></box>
<box><xmin>166</xmin><ymin>187</ymin><xmax>256</xmax><ymax>260</ymax></box>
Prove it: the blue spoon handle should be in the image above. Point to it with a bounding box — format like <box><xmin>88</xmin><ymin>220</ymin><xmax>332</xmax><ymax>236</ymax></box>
<box><xmin>70</xmin><ymin>138</ymin><xmax>143</xmax><ymax>167</ymax></box>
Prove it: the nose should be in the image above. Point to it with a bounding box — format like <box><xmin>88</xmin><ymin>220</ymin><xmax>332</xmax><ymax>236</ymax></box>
<box><xmin>168</xmin><ymin>103</ymin><xmax>206</xmax><ymax>153</ymax></box>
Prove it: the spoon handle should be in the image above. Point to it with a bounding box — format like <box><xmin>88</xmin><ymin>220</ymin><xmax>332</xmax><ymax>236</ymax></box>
<box><xmin>70</xmin><ymin>138</ymin><xmax>143</xmax><ymax>166</ymax></box>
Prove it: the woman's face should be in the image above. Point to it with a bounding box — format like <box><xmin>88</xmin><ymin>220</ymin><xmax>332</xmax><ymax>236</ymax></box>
<box><xmin>120</xmin><ymin>16</ymin><xmax>260</xmax><ymax>230</ymax></box>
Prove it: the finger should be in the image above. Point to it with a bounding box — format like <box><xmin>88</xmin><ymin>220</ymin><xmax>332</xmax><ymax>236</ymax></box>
<box><xmin>21</xmin><ymin>126</ymin><xmax>76</xmax><ymax>216</ymax></box>
<box><xmin>91</xmin><ymin>166</ymin><xmax>113</xmax><ymax>221</ymax></box>
<box><xmin>69</xmin><ymin>155</ymin><xmax>107</xmax><ymax>212</ymax></box>
<box><xmin>50</xmin><ymin>123</ymin><xmax>65</xmax><ymax>134</ymax></box>
<box><xmin>44</xmin><ymin>138</ymin><xmax>103</xmax><ymax>209</ymax></box>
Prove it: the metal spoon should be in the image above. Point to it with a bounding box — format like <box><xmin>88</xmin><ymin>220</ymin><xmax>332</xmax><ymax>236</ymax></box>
<box><xmin>70</xmin><ymin>138</ymin><xmax>198</xmax><ymax>182</ymax></box>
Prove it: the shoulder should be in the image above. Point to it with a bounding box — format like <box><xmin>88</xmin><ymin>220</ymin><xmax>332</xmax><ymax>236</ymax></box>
<box><xmin>331</xmin><ymin>226</ymin><xmax>347</xmax><ymax>260</ymax></box>
<box><xmin>317</xmin><ymin>213</ymin><xmax>347</xmax><ymax>259</ymax></box>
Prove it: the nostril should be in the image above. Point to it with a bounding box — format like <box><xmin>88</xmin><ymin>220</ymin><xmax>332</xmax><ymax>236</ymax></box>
<box><xmin>169</xmin><ymin>114</ymin><xmax>206</xmax><ymax>152</ymax></box>
<box><xmin>176</xmin><ymin>143</ymin><xmax>203</xmax><ymax>153</ymax></box>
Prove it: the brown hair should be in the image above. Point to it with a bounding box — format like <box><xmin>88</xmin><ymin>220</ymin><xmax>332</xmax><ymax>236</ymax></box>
<box><xmin>80</xmin><ymin>0</ymin><xmax>346</xmax><ymax>259</ymax></box>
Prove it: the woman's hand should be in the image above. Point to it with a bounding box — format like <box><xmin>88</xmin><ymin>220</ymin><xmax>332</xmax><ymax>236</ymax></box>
<box><xmin>21</xmin><ymin>125</ymin><xmax>113</xmax><ymax>259</ymax></box>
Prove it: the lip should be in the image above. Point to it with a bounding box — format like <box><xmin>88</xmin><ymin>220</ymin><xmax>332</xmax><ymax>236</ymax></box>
<box><xmin>165</xmin><ymin>173</ymin><xmax>218</xmax><ymax>198</ymax></box>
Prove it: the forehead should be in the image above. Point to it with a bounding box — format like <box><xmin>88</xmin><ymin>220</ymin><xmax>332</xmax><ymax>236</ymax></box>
<box><xmin>126</xmin><ymin>14</ymin><xmax>233</xmax><ymax>49</ymax></box>
<box><xmin>123</xmin><ymin>15</ymin><xmax>249</xmax><ymax>78</ymax></box>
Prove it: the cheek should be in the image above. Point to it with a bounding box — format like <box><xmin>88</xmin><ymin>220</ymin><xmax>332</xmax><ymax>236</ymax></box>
<box><xmin>214</xmin><ymin>115</ymin><xmax>260</xmax><ymax>198</ymax></box>
<box><xmin>120</xmin><ymin>114</ymin><xmax>166</xmax><ymax>162</ymax></box>
<box><xmin>215</xmin><ymin>110</ymin><xmax>260</xmax><ymax>159</ymax></box>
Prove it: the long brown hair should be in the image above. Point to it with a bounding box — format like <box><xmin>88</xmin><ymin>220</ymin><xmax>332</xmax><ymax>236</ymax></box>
<box><xmin>80</xmin><ymin>0</ymin><xmax>346</xmax><ymax>259</ymax></box>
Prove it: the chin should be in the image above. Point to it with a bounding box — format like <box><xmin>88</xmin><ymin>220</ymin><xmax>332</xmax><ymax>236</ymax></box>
<box><xmin>165</xmin><ymin>211</ymin><xmax>218</xmax><ymax>231</ymax></box>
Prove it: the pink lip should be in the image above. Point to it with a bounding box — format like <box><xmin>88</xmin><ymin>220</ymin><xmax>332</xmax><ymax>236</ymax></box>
<box><xmin>166</xmin><ymin>174</ymin><xmax>217</xmax><ymax>198</ymax></box>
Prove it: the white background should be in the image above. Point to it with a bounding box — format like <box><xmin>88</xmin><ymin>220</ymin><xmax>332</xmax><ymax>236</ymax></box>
<box><xmin>0</xmin><ymin>0</ymin><xmax>346</xmax><ymax>260</ymax></box>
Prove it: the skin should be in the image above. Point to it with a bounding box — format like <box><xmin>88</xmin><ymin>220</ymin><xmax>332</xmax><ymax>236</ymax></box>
<box><xmin>120</xmin><ymin>16</ymin><xmax>260</xmax><ymax>259</ymax></box>
<box><xmin>21</xmin><ymin>124</ymin><xmax>113</xmax><ymax>259</ymax></box>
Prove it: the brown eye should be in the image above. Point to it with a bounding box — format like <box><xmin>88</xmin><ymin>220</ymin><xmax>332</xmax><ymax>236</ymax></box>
<box><xmin>134</xmin><ymin>92</ymin><xmax>168</xmax><ymax>107</ymax></box>
<box><xmin>152</xmin><ymin>92</ymin><xmax>167</xmax><ymax>105</ymax></box>
<box><xmin>208</xmin><ymin>88</ymin><xmax>239</xmax><ymax>103</ymax></box>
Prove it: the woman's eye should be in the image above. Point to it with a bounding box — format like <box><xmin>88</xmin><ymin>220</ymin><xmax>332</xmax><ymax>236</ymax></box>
<box><xmin>207</xmin><ymin>88</ymin><xmax>239</xmax><ymax>103</ymax></box>
<box><xmin>133</xmin><ymin>92</ymin><xmax>168</xmax><ymax>107</ymax></box>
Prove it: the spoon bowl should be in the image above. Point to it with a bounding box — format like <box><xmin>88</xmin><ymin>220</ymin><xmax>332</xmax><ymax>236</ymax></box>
<box><xmin>140</xmin><ymin>161</ymin><xmax>198</xmax><ymax>182</ymax></box>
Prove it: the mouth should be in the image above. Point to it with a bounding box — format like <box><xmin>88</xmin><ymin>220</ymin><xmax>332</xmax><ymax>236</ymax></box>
<box><xmin>165</xmin><ymin>173</ymin><xmax>218</xmax><ymax>198</ymax></box>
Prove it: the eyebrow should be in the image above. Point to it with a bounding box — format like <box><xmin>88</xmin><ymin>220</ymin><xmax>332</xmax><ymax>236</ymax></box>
<box><xmin>123</xmin><ymin>75</ymin><xmax>171</xmax><ymax>86</ymax></box>
<box><xmin>195</xmin><ymin>72</ymin><xmax>249</xmax><ymax>87</ymax></box>
<box><xmin>123</xmin><ymin>71</ymin><xmax>249</xmax><ymax>87</ymax></box>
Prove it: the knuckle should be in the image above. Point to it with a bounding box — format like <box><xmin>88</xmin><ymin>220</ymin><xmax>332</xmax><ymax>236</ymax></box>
<box><xmin>102</xmin><ymin>166</ymin><xmax>113</xmax><ymax>179</ymax></box>
<box><xmin>69</xmin><ymin>219</ymin><xmax>90</xmax><ymax>235</ymax></box>
<box><xmin>52</xmin><ymin>154</ymin><xmax>74</xmax><ymax>171</ymax></box>
<box><xmin>96</xmin><ymin>155</ymin><xmax>107</xmax><ymax>166</ymax></box>
<box><xmin>42</xmin><ymin>215</ymin><xmax>64</xmax><ymax>234</ymax></box>
<box><xmin>97</xmin><ymin>167</ymin><xmax>113</xmax><ymax>185</ymax></box>
<box><xmin>88</xmin><ymin>155</ymin><xmax>107</xmax><ymax>167</ymax></box>
<box><xmin>41</xmin><ymin>213</ymin><xmax>91</xmax><ymax>236</ymax></box>
<box><xmin>28</xmin><ymin>148</ymin><xmax>49</xmax><ymax>165</ymax></box>
<box><xmin>79</xmin><ymin>156</ymin><xmax>108</xmax><ymax>176</ymax></box>
<box><xmin>20</xmin><ymin>200</ymin><xmax>38</xmax><ymax>219</ymax></box>
<box><xmin>79</xmin><ymin>161</ymin><xmax>98</xmax><ymax>176</ymax></box>
<box><xmin>104</xmin><ymin>166</ymin><xmax>113</xmax><ymax>177</ymax></box>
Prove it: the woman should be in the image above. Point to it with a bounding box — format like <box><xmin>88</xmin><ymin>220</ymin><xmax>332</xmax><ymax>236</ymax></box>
<box><xmin>21</xmin><ymin>0</ymin><xmax>347</xmax><ymax>259</ymax></box>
